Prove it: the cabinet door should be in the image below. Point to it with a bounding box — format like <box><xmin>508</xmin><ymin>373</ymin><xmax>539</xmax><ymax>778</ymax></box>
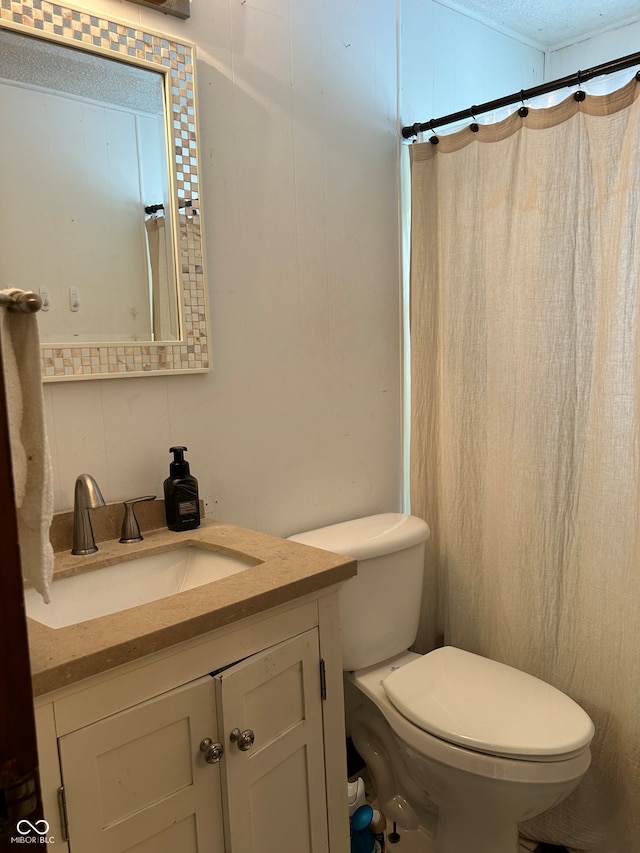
<box><xmin>215</xmin><ymin>629</ymin><xmax>329</xmax><ymax>853</ymax></box>
<box><xmin>58</xmin><ymin>675</ymin><xmax>225</xmax><ymax>853</ymax></box>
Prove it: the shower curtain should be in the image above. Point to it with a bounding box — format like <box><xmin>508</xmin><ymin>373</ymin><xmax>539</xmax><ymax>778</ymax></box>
<box><xmin>409</xmin><ymin>76</ymin><xmax>640</xmax><ymax>852</ymax></box>
<box><xmin>145</xmin><ymin>215</ymin><xmax>177</xmax><ymax>341</ymax></box>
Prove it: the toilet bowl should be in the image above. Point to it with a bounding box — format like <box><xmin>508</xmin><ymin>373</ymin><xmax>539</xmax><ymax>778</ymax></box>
<box><xmin>289</xmin><ymin>514</ymin><xmax>595</xmax><ymax>853</ymax></box>
<box><xmin>349</xmin><ymin>649</ymin><xmax>593</xmax><ymax>853</ymax></box>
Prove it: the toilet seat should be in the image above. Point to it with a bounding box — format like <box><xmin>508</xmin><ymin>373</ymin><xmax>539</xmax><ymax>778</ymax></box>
<box><xmin>350</xmin><ymin>653</ymin><xmax>593</xmax><ymax>782</ymax></box>
<box><xmin>381</xmin><ymin>646</ymin><xmax>594</xmax><ymax>760</ymax></box>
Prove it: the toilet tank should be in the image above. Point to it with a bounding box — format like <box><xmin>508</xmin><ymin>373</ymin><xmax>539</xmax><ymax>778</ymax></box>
<box><xmin>288</xmin><ymin>514</ymin><xmax>430</xmax><ymax>671</ymax></box>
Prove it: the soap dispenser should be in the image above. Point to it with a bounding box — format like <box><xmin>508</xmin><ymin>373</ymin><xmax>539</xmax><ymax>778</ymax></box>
<box><xmin>163</xmin><ymin>445</ymin><xmax>200</xmax><ymax>531</ymax></box>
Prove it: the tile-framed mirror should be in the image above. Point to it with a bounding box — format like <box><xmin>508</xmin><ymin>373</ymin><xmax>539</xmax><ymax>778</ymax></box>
<box><xmin>0</xmin><ymin>0</ymin><xmax>210</xmax><ymax>380</ymax></box>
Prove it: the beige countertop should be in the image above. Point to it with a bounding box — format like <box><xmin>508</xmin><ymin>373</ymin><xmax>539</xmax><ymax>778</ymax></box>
<box><xmin>28</xmin><ymin>516</ymin><xmax>356</xmax><ymax>697</ymax></box>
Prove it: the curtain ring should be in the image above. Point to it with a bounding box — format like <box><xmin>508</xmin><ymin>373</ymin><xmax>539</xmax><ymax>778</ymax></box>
<box><xmin>470</xmin><ymin>107</ymin><xmax>479</xmax><ymax>132</ymax></box>
<box><xmin>429</xmin><ymin>119</ymin><xmax>439</xmax><ymax>145</ymax></box>
<box><xmin>574</xmin><ymin>90</ymin><xmax>586</xmax><ymax>102</ymax></box>
<box><xmin>518</xmin><ymin>90</ymin><xmax>528</xmax><ymax>118</ymax></box>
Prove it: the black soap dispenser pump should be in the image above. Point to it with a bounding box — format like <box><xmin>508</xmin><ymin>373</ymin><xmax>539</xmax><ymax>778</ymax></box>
<box><xmin>164</xmin><ymin>445</ymin><xmax>200</xmax><ymax>531</ymax></box>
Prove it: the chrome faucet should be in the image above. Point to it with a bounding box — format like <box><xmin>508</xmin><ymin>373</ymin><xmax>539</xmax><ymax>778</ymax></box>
<box><xmin>71</xmin><ymin>473</ymin><xmax>106</xmax><ymax>555</ymax></box>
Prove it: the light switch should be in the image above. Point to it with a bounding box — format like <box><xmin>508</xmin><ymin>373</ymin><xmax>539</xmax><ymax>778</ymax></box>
<box><xmin>69</xmin><ymin>287</ymin><xmax>80</xmax><ymax>312</ymax></box>
<box><xmin>39</xmin><ymin>287</ymin><xmax>50</xmax><ymax>311</ymax></box>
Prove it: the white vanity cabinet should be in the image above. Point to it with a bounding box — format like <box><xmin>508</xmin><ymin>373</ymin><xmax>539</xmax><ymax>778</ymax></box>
<box><xmin>34</xmin><ymin>590</ymin><xmax>348</xmax><ymax>853</ymax></box>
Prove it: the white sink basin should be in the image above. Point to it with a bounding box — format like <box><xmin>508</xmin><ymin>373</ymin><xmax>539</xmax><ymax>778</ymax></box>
<box><xmin>25</xmin><ymin>546</ymin><xmax>255</xmax><ymax>629</ymax></box>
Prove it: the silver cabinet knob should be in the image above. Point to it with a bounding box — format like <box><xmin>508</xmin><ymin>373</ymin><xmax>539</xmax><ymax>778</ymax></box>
<box><xmin>200</xmin><ymin>738</ymin><xmax>225</xmax><ymax>764</ymax></box>
<box><xmin>230</xmin><ymin>727</ymin><xmax>255</xmax><ymax>751</ymax></box>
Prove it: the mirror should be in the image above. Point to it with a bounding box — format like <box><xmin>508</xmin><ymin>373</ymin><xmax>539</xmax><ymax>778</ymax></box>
<box><xmin>0</xmin><ymin>1</ymin><xmax>210</xmax><ymax>380</ymax></box>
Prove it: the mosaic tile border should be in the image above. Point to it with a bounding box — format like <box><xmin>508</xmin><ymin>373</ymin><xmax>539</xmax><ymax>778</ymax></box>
<box><xmin>0</xmin><ymin>0</ymin><xmax>210</xmax><ymax>381</ymax></box>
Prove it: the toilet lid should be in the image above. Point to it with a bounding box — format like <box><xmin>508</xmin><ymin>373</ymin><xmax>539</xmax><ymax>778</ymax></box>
<box><xmin>381</xmin><ymin>646</ymin><xmax>594</xmax><ymax>759</ymax></box>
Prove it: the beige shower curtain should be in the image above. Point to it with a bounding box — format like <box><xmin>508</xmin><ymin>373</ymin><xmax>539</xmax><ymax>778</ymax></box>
<box><xmin>145</xmin><ymin>215</ymin><xmax>178</xmax><ymax>341</ymax></box>
<box><xmin>410</xmin><ymin>77</ymin><xmax>640</xmax><ymax>852</ymax></box>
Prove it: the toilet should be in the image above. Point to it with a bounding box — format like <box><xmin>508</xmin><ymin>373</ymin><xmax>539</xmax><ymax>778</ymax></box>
<box><xmin>289</xmin><ymin>514</ymin><xmax>594</xmax><ymax>853</ymax></box>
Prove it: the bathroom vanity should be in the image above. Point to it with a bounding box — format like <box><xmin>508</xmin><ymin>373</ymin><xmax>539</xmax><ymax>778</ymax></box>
<box><xmin>27</xmin><ymin>518</ymin><xmax>356</xmax><ymax>853</ymax></box>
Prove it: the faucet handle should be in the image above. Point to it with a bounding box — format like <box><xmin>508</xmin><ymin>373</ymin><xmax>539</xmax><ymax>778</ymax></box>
<box><xmin>119</xmin><ymin>496</ymin><xmax>156</xmax><ymax>543</ymax></box>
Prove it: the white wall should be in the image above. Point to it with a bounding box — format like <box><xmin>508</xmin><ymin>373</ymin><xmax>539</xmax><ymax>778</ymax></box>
<box><xmin>547</xmin><ymin>19</ymin><xmax>640</xmax><ymax>78</ymax></box>
<box><xmin>43</xmin><ymin>0</ymin><xmax>403</xmax><ymax>538</ymax></box>
<box><xmin>400</xmin><ymin>1</ymin><xmax>544</xmax><ymax>132</ymax></box>
<box><xmin>40</xmin><ymin>0</ymin><xmax>567</xmax><ymax>538</ymax></box>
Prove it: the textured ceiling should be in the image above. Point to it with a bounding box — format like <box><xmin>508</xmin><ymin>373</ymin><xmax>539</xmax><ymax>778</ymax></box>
<box><xmin>444</xmin><ymin>0</ymin><xmax>640</xmax><ymax>49</ymax></box>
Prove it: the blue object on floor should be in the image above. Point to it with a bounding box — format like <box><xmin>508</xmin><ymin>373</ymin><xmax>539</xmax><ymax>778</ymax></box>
<box><xmin>351</xmin><ymin>804</ymin><xmax>375</xmax><ymax>853</ymax></box>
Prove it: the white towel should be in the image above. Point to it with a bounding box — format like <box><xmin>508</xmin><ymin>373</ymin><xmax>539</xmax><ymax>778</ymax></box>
<box><xmin>0</xmin><ymin>299</ymin><xmax>54</xmax><ymax>603</ymax></box>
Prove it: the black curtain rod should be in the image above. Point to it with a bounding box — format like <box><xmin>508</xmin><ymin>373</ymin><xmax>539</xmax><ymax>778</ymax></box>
<box><xmin>144</xmin><ymin>199</ymin><xmax>197</xmax><ymax>215</ymax></box>
<box><xmin>402</xmin><ymin>50</ymin><xmax>640</xmax><ymax>139</ymax></box>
